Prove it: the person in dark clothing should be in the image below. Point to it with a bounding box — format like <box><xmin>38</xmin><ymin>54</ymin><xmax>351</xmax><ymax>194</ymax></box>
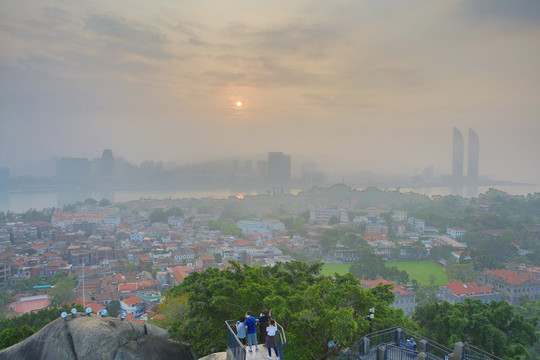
<box><xmin>258</xmin><ymin>309</ymin><xmax>272</xmax><ymax>344</ymax></box>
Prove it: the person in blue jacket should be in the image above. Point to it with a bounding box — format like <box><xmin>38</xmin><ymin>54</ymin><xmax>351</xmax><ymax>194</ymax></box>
<box><xmin>244</xmin><ymin>311</ymin><xmax>259</xmax><ymax>353</ymax></box>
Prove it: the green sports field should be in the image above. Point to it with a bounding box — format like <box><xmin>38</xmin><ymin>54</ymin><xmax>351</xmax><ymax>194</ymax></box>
<box><xmin>321</xmin><ymin>263</ymin><xmax>352</xmax><ymax>276</ymax></box>
<box><xmin>384</xmin><ymin>261</ymin><xmax>448</xmax><ymax>285</ymax></box>
<box><xmin>322</xmin><ymin>261</ymin><xmax>448</xmax><ymax>285</ymax></box>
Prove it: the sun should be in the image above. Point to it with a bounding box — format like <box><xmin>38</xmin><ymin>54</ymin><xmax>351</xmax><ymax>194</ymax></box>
<box><xmin>236</xmin><ymin>101</ymin><xmax>243</xmax><ymax>107</ymax></box>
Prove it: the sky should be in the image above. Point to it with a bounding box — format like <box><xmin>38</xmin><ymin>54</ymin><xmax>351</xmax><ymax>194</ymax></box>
<box><xmin>1</xmin><ymin>0</ymin><xmax>539</xmax><ymax>183</ymax></box>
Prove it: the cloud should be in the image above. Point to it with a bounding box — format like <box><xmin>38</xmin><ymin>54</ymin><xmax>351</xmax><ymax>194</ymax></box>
<box><xmin>301</xmin><ymin>93</ymin><xmax>372</xmax><ymax>109</ymax></box>
<box><xmin>84</xmin><ymin>14</ymin><xmax>165</xmax><ymax>43</ymax></box>
<box><xmin>41</xmin><ymin>7</ymin><xmax>72</xmax><ymax>22</ymax></box>
<box><xmin>204</xmin><ymin>70</ymin><xmax>247</xmax><ymax>84</ymax></box>
<box><xmin>459</xmin><ymin>0</ymin><xmax>540</xmax><ymax>25</ymax></box>
<box><xmin>251</xmin><ymin>23</ymin><xmax>339</xmax><ymax>58</ymax></box>
<box><xmin>83</xmin><ymin>14</ymin><xmax>172</xmax><ymax>59</ymax></box>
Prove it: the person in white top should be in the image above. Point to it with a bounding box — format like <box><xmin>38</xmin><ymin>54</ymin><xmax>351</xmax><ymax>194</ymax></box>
<box><xmin>265</xmin><ymin>319</ymin><xmax>280</xmax><ymax>359</ymax></box>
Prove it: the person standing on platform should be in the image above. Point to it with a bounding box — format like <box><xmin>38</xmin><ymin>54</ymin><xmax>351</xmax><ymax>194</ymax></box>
<box><xmin>236</xmin><ymin>316</ymin><xmax>247</xmax><ymax>345</ymax></box>
<box><xmin>244</xmin><ymin>311</ymin><xmax>259</xmax><ymax>354</ymax></box>
<box><xmin>258</xmin><ymin>309</ymin><xmax>272</xmax><ymax>344</ymax></box>
<box><xmin>265</xmin><ymin>319</ymin><xmax>280</xmax><ymax>359</ymax></box>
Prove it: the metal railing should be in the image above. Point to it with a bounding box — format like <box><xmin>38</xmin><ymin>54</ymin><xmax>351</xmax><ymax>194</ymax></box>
<box><xmin>225</xmin><ymin>320</ymin><xmax>247</xmax><ymax>360</ymax></box>
<box><xmin>386</xmin><ymin>344</ymin><xmax>420</xmax><ymax>359</ymax></box>
<box><xmin>398</xmin><ymin>328</ymin><xmax>452</xmax><ymax>360</ymax></box>
<box><xmin>337</xmin><ymin>327</ymin><xmax>454</xmax><ymax>360</ymax></box>
<box><xmin>226</xmin><ymin>319</ymin><xmax>287</xmax><ymax>360</ymax></box>
<box><xmin>463</xmin><ymin>343</ymin><xmax>503</xmax><ymax>360</ymax></box>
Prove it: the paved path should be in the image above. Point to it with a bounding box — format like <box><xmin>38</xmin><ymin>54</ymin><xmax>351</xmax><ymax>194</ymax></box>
<box><xmin>245</xmin><ymin>344</ymin><xmax>280</xmax><ymax>360</ymax></box>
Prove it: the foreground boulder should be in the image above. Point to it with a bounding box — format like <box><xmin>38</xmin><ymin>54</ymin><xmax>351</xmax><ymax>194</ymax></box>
<box><xmin>0</xmin><ymin>316</ymin><xmax>196</xmax><ymax>360</ymax></box>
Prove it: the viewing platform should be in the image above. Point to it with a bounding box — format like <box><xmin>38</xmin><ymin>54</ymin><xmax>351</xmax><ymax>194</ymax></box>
<box><xmin>225</xmin><ymin>320</ymin><xmax>287</xmax><ymax>360</ymax></box>
<box><xmin>225</xmin><ymin>322</ymin><xmax>502</xmax><ymax>360</ymax></box>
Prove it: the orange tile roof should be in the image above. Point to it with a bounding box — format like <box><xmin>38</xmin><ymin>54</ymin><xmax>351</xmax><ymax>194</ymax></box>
<box><xmin>137</xmin><ymin>280</ymin><xmax>153</xmax><ymax>288</ymax></box>
<box><xmin>361</xmin><ymin>278</ymin><xmax>409</xmax><ymax>295</ymax></box>
<box><xmin>122</xmin><ymin>296</ymin><xmax>143</xmax><ymax>306</ymax></box>
<box><xmin>485</xmin><ymin>269</ymin><xmax>539</xmax><ymax>285</ymax></box>
<box><xmin>446</xmin><ymin>281</ymin><xmax>494</xmax><ymax>296</ymax></box>
<box><xmin>118</xmin><ymin>283</ymin><xmax>137</xmax><ymax>292</ymax></box>
<box><xmin>233</xmin><ymin>239</ymin><xmax>252</xmax><ymax>246</ymax></box>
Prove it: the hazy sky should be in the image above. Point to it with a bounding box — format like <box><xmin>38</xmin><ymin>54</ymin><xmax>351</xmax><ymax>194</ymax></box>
<box><xmin>1</xmin><ymin>1</ymin><xmax>539</xmax><ymax>183</ymax></box>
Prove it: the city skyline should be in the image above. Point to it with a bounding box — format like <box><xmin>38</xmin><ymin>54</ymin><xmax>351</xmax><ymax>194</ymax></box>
<box><xmin>1</xmin><ymin>1</ymin><xmax>540</xmax><ymax>184</ymax></box>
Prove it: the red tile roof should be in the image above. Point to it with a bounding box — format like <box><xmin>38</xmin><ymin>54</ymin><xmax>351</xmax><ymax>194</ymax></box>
<box><xmin>233</xmin><ymin>239</ymin><xmax>252</xmax><ymax>246</ymax></box>
<box><xmin>446</xmin><ymin>281</ymin><xmax>494</xmax><ymax>296</ymax></box>
<box><xmin>361</xmin><ymin>278</ymin><xmax>409</xmax><ymax>295</ymax></box>
<box><xmin>136</xmin><ymin>280</ymin><xmax>153</xmax><ymax>288</ymax></box>
<box><xmin>122</xmin><ymin>296</ymin><xmax>143</xmax><ymax>306</ymax></box>
<box><xmin>118</xmin><ymin>283</ymin><xmax>137</xmax><ymax>292</ymax></box>
<box><xmin>14</xmin><ymin>296</ymin><xmax>50</xmax><ymax>314</ymax></box>
<box><xmin>484</xmin><ymin>269</ymin><xmax>539</xmax><ymax>285</ymax></box>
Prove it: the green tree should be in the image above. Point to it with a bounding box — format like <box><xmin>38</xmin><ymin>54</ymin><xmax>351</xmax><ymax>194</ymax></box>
<box><xmin>165</xmin><ymin>207</ymin><xmax>184</xmax><ymax>218</ymax></box>
<box><xmin>445</xmin><ymin>264</ymin><xmax>477</xmax><ymax>282</ymax></box>
<box><xmin>84</xmin><ymin>198</ymin><xmax>98</xmax><ymax>206</ymax></box>
<box><xmin>149</xmin><ymin>208</ymin><xmax>167</xmax><ymax>223</ymax></box>
<box><xmin>0</xmin><ymin>304</ymin><xmax>84</xmax><ymax>349</ymax></box>
<box><xmin>142</xmin><ymin>262</ymin><xmax>153</xmax><ymax>272</ymax></box>
<box><xmin>0</xmin><ymin>291</ymin><xmax>13</xmax><ymax>307</ymax></box>
<box><xmin>124</xmin><ymin>263</ymin><xmax>138</xmax><ymax>272</ymax></box>
<box><xmin>0</xmin><ymin>326</ymin><xmax>34</xmax><ymax>349</ymax></box>
<box><xmin>106</xmin><ymin>300</ymin><xmax>120</xmax><ymax>317</ymax></box>
<box><xmin>221</xmin><ymin>223</ymin><xmax>242</xmax><ymax>237</ymax></box>
<box><xmin>328</xmin><ymin>215</ymin><xmax>339</xmax><ymax>225</ymax></box>
<box><xmin>159</xmin><ymin>261</ymin><xmax>415</xmax><ymax>358</ymax></box>
<box><xmin>349</xmin><ymin>252</ymin><xmax>409</xmax><ymax>284</ymax></box>
<box><xmin>99</xmin><ymin>198</ymin><xmax>111</xmax><ymax>207</ymax></box>
<box><xmin>413</xmin><ymin>299</ymin><xmax>537</xmax><ymax>358</ymax></box>
<box><xmin>320</xmin><ymin>229</ymin><xmax>340</xmax><ymax>253</ymax></box>
<box><xmin>152</xmin><ymin>294</ymin><xmax>188</xmax><ymax>330</ymax></box>
<box><xmin>49</xmin><ymin>277</ymin><xmax>76</xmax><ymax>307</ymax></box>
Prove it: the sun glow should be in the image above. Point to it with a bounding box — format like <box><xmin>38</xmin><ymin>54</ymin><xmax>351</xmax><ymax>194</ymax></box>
<box><xmin>236</xmin><ymin>101</ymin><xmax>243</xmax><ymax>107</ymax></box>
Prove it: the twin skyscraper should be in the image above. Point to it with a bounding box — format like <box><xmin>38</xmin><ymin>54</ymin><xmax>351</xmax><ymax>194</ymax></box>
<box><xmin>452</xmin><ymin>127</ymin><xmax>479</xmax><ymax>183</ymax></box>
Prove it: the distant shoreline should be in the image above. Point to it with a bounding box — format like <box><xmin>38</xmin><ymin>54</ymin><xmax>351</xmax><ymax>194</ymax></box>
<box><xmin>1</xmin><ymin>184</ymin><xmax>539</xmax><ymax>213</ymax></box>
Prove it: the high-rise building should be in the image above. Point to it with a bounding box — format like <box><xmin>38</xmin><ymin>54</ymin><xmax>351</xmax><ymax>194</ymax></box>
<box><xmin>452</xmin><ymin>127</ymin><xmax>464</xmax><ymax>181</ymax></box>
<box><xmin>267</xmin><ymin>152</ymin><xmax>291</xmax><ymax>185</ymax></box>
<box><xmin>101</xmin><ymin>149</ymin><xmax>115</xmax><ymax>182</ymax></box>
<box><xmin>467</xmin><ymin>129</ymin><xmax>479</xmax><ymax>179</ymax></box>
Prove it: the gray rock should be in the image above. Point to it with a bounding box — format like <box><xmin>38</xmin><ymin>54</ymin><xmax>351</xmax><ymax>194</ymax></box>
<box><xmin>0</xmin><ymin>316</ymin><xmax>196</xmax><ymax>360</ymax></box>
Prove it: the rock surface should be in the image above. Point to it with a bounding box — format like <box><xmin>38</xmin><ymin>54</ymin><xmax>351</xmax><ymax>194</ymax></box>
<box><xmin>199</xmin><ymin>352</ymin><xmax>227</xmax><ymax>360</ymax></box>
<box><xmin>0</xmin><ymin>316</ymin><xmax>196</xmax><ymax>360</ymax></box>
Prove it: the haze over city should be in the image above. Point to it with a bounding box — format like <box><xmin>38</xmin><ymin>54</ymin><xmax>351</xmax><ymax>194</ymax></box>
<box><xmin>1</xmin><ymin>1</ymin><xmax>540</xmax><ymax>184</ymax></box>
